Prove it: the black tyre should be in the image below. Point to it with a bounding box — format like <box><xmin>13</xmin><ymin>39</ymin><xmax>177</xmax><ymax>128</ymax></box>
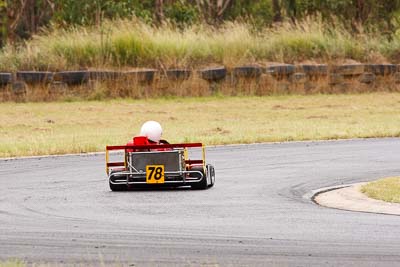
<box><xmin>207</xmin><ymin>164</ymin><xmax>215</xmax><ymax>188</ymax></box>
<box><xmin>124</xmin><ymin>69</ymin><xmax>157</xmax><ymax>84</ymax></box>
<box><xmin>364</xmin><ymin>64</ymin><xmax>397</xmax><ymax>76</ymax></box>
<box><xmin>166</xmin><ymin>69</ymin><xmax>191</xmax><ymax>80</ymax></box>
<box><xmin>109</xmin><ymin>181</ymin><xmax>127</xmax><ymax>191</ymax></box>
<box><xmin>16</xmin><ymin>71</ymin><xmax>53</xmax><ymax>84</ymax></box>
<box><xmin>12</xmin><ymin>81</ymin><xmax>27</xmax><ymax>95</ymax></box>
<box><xmin>0</xmin><ymin>73</ymin><xmax>12</xmax><ymax>86</ymax></box>
<box><xmin>297</xmin><ymin>64</ymin><xmax>328</xmax><ymax>76</ymax></box>
<box><xmin>109</xmin><ymin>172</ymin><xmax>128</xmax><ymax>191</ymax></box>
<box><xmin>331</xmin><ymin>64</ymin><xmax>365</xmax><ymax>76</ymax></box>
<box><xmin>233</xmin><ymin>65</ymin><xmax>262</xmax><ymax>78</ymax></box>
<box><xmin>199</xmin><ymin>67</ymin><xmax>227</xmax><ymax>82</ymax></box>
<box><xmin>190</xmin><ymin>166</ymin><xmax>208</xmax><ymax>190</ymax></box>
<box><xmin>265</xmin><ymin>64</ymin><xmax>295</xmax><ymax>79</ymax></box>
<box><xmin>53</xmin><ymin>71</ymin><xmax>89</xmax><ymax>85</ymax></box>
<box><xmin>89</xmin><ymin>70</ymin><xmax>121</xmax><ymax>81</ymax></box>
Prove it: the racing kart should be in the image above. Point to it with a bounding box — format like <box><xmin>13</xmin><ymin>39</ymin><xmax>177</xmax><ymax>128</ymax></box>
<box><xmin>105</xmin><ymin>142</ymin><xmax>215</xmax><ymax>191</ymax></box>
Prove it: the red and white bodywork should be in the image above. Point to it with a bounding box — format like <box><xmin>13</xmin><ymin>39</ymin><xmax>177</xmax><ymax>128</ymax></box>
<box><xmin>105</xmin><ymin>140</ymin><xmax>215</xmax><ymax>191</ymax></box>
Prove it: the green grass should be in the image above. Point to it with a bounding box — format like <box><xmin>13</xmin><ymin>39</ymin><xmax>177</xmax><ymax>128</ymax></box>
<box><xmin>361</xmin><ymin>177</ymin><xmax>400</xmax><ymax>203</ymax></box>
<box><xmin>0</xmin><ymin>17</ymin><xmax>398</xmax><ymax>71</ymax></box>
<box><xmin>1</xmin><ymin>93</ymin><xmax>400</xmax><ymax>158</ymax></box>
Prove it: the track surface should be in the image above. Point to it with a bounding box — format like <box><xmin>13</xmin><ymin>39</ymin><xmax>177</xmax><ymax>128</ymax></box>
<box><xmin>1</xmin><ymin>139</ymin><xmax>400</xmax><ymax>266</ymax></box>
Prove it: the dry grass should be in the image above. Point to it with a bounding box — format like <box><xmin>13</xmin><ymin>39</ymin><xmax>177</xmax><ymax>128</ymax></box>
<box><xmin>361</xmin><ymin>177</ymin><xmax>400</xmax><ymax>203</ymax></box>
<box><xmin>0</xmin><ymin>17</ymin><xmax>398</xmax><ymax>71</ymax></box>
<box><xmin>0</xmin><ymin>260</ymin><xmax>112</xmax><ymax>267</ymax></box>
<box><xmin>0</xmin><ymin>260</ymin><xmax>26</xmax><ymax>267</ymax></box>
<box><xmin>1</xmin><ymin>93</ymin><xmax>400</xmax><ymax>158</ymax></box>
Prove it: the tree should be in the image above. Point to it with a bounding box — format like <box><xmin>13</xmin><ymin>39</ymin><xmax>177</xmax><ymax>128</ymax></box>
<box><xmin>272</xmin><ymin>0</ymin><xmax>282</xmax><ymax>22</ymax></box>
<box><xmin>195</xmin><ymin>0</ymin><xmax>233</xmax><ymax>24</ymax></box>
<box><xmin>154</xmin><ymin>0</ymin><xmax>164</xmax><ymax>24</ymax></box>
<box><xmin>0</xmin><ymin>0</ymin><xmax>6</xmax><ymax>47</ymax></box>
<box><xmin>285</xmin><ymin>0</ymin><xmax>296</xmax><ymax>23</ymax></box>
<box><xmin>6</xmin><ymin>0</ymin><xmax>54</xmax><ymax>43</ymax></box>
<box><xmin>272</xmin><ymin>0</ymin><xmax>297</xmax><ymax>23</ymax></box>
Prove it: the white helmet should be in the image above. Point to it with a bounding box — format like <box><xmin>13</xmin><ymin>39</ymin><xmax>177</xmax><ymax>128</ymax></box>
<box><xmin>140</xmin><ymin>121</ymin><xmax>163</xmax><ymax>142</ymax></box>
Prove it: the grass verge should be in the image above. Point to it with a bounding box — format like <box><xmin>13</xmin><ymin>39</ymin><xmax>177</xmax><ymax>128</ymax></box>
<box><xmin>0</xmin><ymin>17</ymin><xmax>398</xmax><ymax>70</ymax></box>
<box><xmin>361</xmin><ymin>177</ymin><xmax>400</xmax><ymax>203</ymax></box>
<box><xmin>0</xmin><ymin>260</ymin><xmax>26</xmax><ymax>267</ymax></box>
<box><xmin>1</xmin><ymin>93</ymin><xmax>400</xmax><ymax>158</ymax></box>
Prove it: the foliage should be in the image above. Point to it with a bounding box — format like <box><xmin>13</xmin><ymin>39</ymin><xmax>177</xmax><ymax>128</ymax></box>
<box><xmin>5</xmin><ymin>0</ymin><xmax>54</xmax><ymax>41</ymax></box>
<box><xmin>164</xmin><ymin>1</ymin><xmax>199</xmax><ymax>26</ymax></box>
<box><xmin>3</xmin><ymin>0</ymin><xmax>400</xmax><ymax>46</ymax></box>
<box><xmin>225</xmin><ymin>0</ymin><xmax>274</xmax><ymax>26</ymax></box>
<box><xmin>52</xmin><ymin>0</ymin><xmax>153</xmax><ymax>26</ymax></box>
<box><xmin>0</xmin><ymin>0</ymin><xmax>6</xmax><ymax>47</ymax></box>
<box><xmin>2</xmin><ymin>17</ymin><xmax>400</xmax><ymax>71</ymax></box>
<box><xmin>295</xmin><ymin>0</ymin><xmax>400</xmax><ymax>32</ymax></box>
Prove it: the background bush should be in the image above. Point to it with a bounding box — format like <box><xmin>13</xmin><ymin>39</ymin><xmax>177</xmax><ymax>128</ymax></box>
<box><xmin>2</xmin><ymin>0</ymin><xmax>400</xmax><ymax>46</ymax></box>
<box><xmin>2</xmin><ymin>0</ymin><xmax>400</xmax><ymax>71</ymax></box>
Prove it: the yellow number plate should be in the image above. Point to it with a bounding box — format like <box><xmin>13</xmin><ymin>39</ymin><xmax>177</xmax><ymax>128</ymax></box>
<box><xmin>146</xmin><ymin>165</ymin><xmax>165</xmax><ymax>184</ymax></box>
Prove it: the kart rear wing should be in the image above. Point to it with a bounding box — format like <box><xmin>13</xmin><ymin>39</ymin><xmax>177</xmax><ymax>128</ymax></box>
<box><xmin>105</xmin><ymin>142</ymin><xmax>205</xmax><ymax>175</ymax></box>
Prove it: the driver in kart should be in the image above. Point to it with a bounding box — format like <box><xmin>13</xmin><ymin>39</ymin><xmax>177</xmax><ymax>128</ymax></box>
<box><xmin>127</xmin><ymin>121</ymin><xmax>170</xmax><ymax>149</ymax></box>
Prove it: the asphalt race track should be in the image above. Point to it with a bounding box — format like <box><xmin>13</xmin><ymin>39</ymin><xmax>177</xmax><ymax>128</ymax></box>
<box><xmin>1</xmin><ymin>138</ymin><xmax>400</xmax><ymax>266</ymax></box>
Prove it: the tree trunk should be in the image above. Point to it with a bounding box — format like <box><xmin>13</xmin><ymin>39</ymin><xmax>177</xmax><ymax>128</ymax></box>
<box><xmin>272</xmin><ymin>0</ymin><xmax>282</xmax><ymax>22</ymax></box>
<box><xmin>286</xmin><ymin>0</ymin><xmax>297</xmax><ymax>23</ymax></box>
<box><xmin>196</xmin><ymin>0</ymin><xmax>232</xmax><ymax>25</ymax></box>
<box><xmin>7</xmin><ymin>0</ymin><xmax>27</xmax><ymax>43</ymax></box>
<box><xmin>355</xmin><ymin>0</ymin><xmax>366</xmax><ymax>23</ymax></box>
<box><xmin>0</xmin><ymin>0</ymin><xmax>6</xmax><ymax>47</ymax></box>
<box><xmin>155</xmin><ymin>0</ymin><xmax>164</xmax><ymax>24</ymax></box>
<box><xmin>28</xmin><ymin>0</ymin><xmax>35</xmax><ymax>33</ymax></box>
<box><xmin>6</xmin><ymin>0</ymin><xmax>54</xmax><ymax>42</ymax></box>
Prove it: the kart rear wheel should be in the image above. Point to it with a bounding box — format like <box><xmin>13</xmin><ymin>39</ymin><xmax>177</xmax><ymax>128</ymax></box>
<box><xmin>109</xmin><ymin>181</ymin><xmax>127</xmax><ymax>191</ymax></box>
<box><xmin>190</xmin><ymin>166</ymin><xmax>208</xmax><ymax>190</ymax></box>
<box><xmin>109</xmin><ymin>171</ymin><xmax>128</xmax><ymax>191</ymax></box>
<box><xmin>207</xmin><ymin>164</ymin><xmax>215</xmax><ymax>188</ymax></box>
